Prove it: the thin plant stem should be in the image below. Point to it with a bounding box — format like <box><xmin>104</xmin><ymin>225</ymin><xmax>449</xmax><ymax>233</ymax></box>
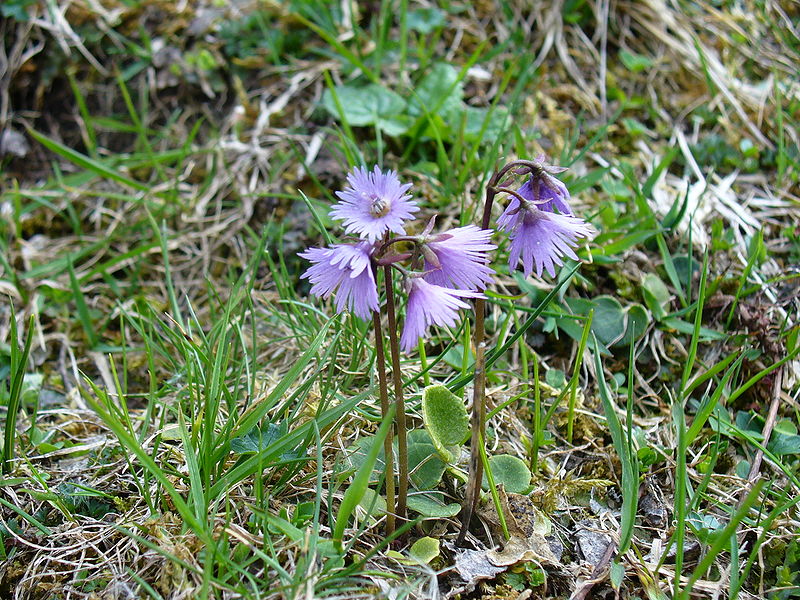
<box><xmin>383</xmin><ymin>265</ymin><xmax>407</xmax><ymax>522</ymax></box>
<box><xmin>372</xmin><ymin>310</ymin><xmax>395</xmax><ymax>535</ymax></box>
<box><xmin>418</xmin><ymin>340</ymin><xmax>430</xmax><ymax>386</ymax></box>
<box><xmin>566</xmin><ymin>308</ymin><xmax>594</xmax><ymax>444</ymax></box>
<box><xmin>457</xmin><ymin>170</ymin><xmax>501</xmax><ymax>544</ymax></box>
<box><xmin>531</xmin><ymin>353</ymin><xmax>541</xmax><ymax>474</ymax></box>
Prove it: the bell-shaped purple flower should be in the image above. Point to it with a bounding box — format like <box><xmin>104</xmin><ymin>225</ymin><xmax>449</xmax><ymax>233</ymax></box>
<box><xmin>330</xmin><ymin>166</ymin><xmax>419</xmax><ymax>242</ymax></box>
<box><xmin>299</xmin><ymin>242</ymin><xmax>379</xmax><ymax>320</ymax></box>
<box><xmin>400</xmin><ymin>277</ymin><xmax>481</xmax><ymax>353</ymax></box>
<box><xmin>497</xmin><ymin>198</ymin><xmax>594</xmax><ymax>278</ymax></box>
<box><xmin>421</xmin><ymin>225</ymin><xmax>496</xmax><ymax>291</ymax></box>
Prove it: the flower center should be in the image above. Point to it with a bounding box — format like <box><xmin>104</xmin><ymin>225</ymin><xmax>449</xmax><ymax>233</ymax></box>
<box><xmin>522</xmin><ymin>204</ymin><xmax>544</xmax><ymax>226</ymax></box>
<box><xmin>368</xmin><ymin>194</ymin><xmax>391</xmax><ymax>217</ymax></box>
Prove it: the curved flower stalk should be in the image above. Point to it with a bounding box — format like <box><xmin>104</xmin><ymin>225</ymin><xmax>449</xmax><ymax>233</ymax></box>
<box><xmin>457</xmin><ymin>156</ymin><xmax>595</xmax><ymax>545</ymax></box>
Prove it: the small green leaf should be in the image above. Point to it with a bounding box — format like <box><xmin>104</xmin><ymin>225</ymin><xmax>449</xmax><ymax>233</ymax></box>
<box><xmin>619</xmin><ymin>49</ymin><xmax>654</xmax><ymax>73</ymax></box>
<box><xmin>481</xmin><ymin>454</ymin><xmax>531</xmax><ymax>494</ymax></box>
<box><xmin>586</xmin><ymin>295</ymin><xmax>626</xmax><ymax>346</ymax></box>
<box><xmin>230</xmin><ymin>423</ymin><xmax>284</xmax><ymax>455</ymax></box>
<box><xmin>622</xmin><ymin>118</ymin><xmax>649</xmax><ymax>136</ymax></box>
<box><xmin>461</xmin><ymin>105</ymin><xmax>509</xmax><ymax>143</ymax></box>
<box><xmin>545</xmin><ymin>369</ymin><xmax>567</xmax><ymax>389</ymax></box>
<box><xmin>340</xmin><ymin>435</ymin><xmax>386</xmax><ymax>484</ymax></box>
<box><xmin>409</xmin><ymin>536</ymin><xmax>440</xmax><ymax>564</ymax></box>
<box><xmin>769</xmin><ymin>433</ymin><xmax>800</xmax><ymax>456</ymax></box>
<box><xmin>407</xmin><ymin>8</ymin><xmax>446</xmax><ymax>33</ymax></box>
<box><xmin>610</xmin><ymin>560</ymin><xmax>625</xmax><ymax>590</ymax></box>
<box><xmin>615</xmin><ymin>303</ymin><xmax>649</xmax><ymax>347</ymax></box>
<box><xmin>422</xmin><ymin>384</ymin><xmax>469</xmax><ymax>463</ymax></box>
<box><xmin>641</xmin><ymin>273</ymin><xmax>671</xmax><ymax>321</ymax></box>
<box><xmin>356</xmin><ymin>487</ymin><xmax>386</xmax><ymax>524</ymax></box>
<box><xmin>406</xmin><ymin>492</ymin><xmax>461</xmax><ymax>518</ymax></box>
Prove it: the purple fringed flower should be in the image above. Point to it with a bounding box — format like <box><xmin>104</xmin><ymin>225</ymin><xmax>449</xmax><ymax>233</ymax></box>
<box><xmin>498</xmin><ymin>198</ymin><xmax>594</xmax><ymax>278</ymax></box>
<box><xmin>330</xmin><ymin>166</ymin><xmax>419</xmax><ymax>242</ymax></box>
<box><xmin>421</xmin><ymin>225</ymin><xmax>496</xmax><ymax>291</ymax></box>
<box><xmin>299</xmin><ymin>242</ymin><xmax>379</xmax><ymax>320</ymax></box>
<box><xmin>400</xmin><ymin>277</ymin><xmax>481</xmax><ymax>353</ymax></box>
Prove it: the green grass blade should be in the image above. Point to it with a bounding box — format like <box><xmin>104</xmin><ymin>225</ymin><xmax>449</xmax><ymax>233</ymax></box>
<box><xmin>27</xmin><ymin>128</ymin><xmax>150</xmax><ymax>192</ymax></box>
<box><xmin>333</xmin><ymin>404</ymin><xmax>395</xmax><ymax>552</ymax></box>
<box><xmin>3</xmin><ymin>312</ymin><xmax>35</xmax><ymax>473</ymax></box>
<box><xmin>593</xmin><ymin>336</ymin><xmax>638</xmax><ymax>556</ymax></box>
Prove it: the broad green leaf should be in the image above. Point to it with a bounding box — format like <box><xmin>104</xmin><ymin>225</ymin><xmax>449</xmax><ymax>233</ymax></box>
<box><xmin>462</xmin><ymin>105</ymin><xmax>509</xmax><ymax>143</ymax></box>
<box><xmin>408</xmin><ymin>63</ymin><xmax>463</xmax><ymax>120</ymax></box>
<box><xmin>768</xmin><ymin>433</ymin><xmax>800</xmax><ymax>456</ymax></box>
<box><xmin>409</xmin><ymin>536</ymin><xmax>440</xmax><ymax>564</ymax></box>
<box><xmin>481</xmin><ymin>454</ymin><xmax>531</xmax><ymax>494</ymax></box>
<box><xmin>615</xmin><ymin>303</ymin><xmax>649</xmax><ymax>347</ymax></box>
<box><xmin>322</xmin><ymin>84</ymin><xmax>409</xmax><ymax>134</ymax></box>
<box><xmin>422</xmin><ymin>384</ymin><xmax>469</xmax><ymax>463</ymax></box>
<box><xmin>406</xmin><ymin>492</ymin><xmax>461</xmax><ymax>518</ymax></box>
<box><xmin>356</xmin><ymin>488</ymin><xmax>386</xmax><ymax>524</ymax></box>
<box><xmin>407</xmin><ymin>430</ymin><xmax>446</xmax><ymax>490</ymax></box>
<box><xmin>641</xmin><ymin>273</ymin><xmax>671</xmax><ymax>320</ymax></box>
<box><xmin>578</xmin><ymin>295</ymin><xmax>625</xmax><ymax>346</ymax></box>
<box><xmin>230</xmin><ymin>423</ymin><xmax>284</xmax><ymax>455</ymax></box>
<box><xmin>619</xmin><ymin>49</ymin><xmax>654</xmax><ymax>72</ymax></box>
<box><xmin>340</xmin><ymin>435</ymin><xmax>386</xmax><ymax>485</ymax></box>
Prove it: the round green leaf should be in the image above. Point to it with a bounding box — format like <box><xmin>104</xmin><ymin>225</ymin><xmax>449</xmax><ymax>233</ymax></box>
<box><xmin>340</xmin><ymin>436</ymin><xmax>385</xmax><ymax>484</ymax></box>
<box><xmin>409</xmin><ymin>536</ymin><xmax>440</xmax><ymax>564</ymax></box>
<box><xmin>422</xmin><ymin>384</ymin><xmax>469</xmax><ymax>463</ymax></box>
<box><xmin>408</xmin><ymin>63</ymin><xmax>463</xmax><ymax>120</ymax></box>
<box><xmin>590</xmin><ymin>295</ymin><xmax>626</xmax><ymax>346</ymax></box>
<box><xmin>482</xmin><ymin>454</ymin><xmax>531</xmax><ymax>494</ymax></box>
<box><xmin>407</xmin><ymin>8</ymin><xmax>445</xmax><ymax>33</ymax></box>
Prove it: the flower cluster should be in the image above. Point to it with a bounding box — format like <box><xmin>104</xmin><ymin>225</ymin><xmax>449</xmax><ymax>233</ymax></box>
<box><xmin>300</xmin><ymin>159</ymin><xmax>594</xmax><ymax>352</ymax></box>
<box><xmin>301</xmin><ymin>165</ymin><xmax>494</xmax><ymax>352</ymax></box>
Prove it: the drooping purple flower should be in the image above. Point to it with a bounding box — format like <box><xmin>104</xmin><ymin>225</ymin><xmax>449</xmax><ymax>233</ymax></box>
<box><xmin>299</xmin><ymin>242</ymin><xmax>379</xmax><ymax>320</ymax></box>
<box><xmin>421</xmin><ymin>225</ymin><xmax>496</xmax><ymax>291</ymax></box>
<box><xmin>498</xmin><ymin>198</ymin><xmax>594</xmax><ymax>278</ymax></box>
<box><xmin>516</xmin><ymin>176</ymin><xmax>573</xmax><ymax>215</ymax></box>
<box><xmin>330</xmin><ymin>166</ymin><xmax>419</xmax><ymax>242</ymax></box>
<box><xmin>400</xmin><ymin>277</ymin><xmax>481</xmax><ymax>353</ymax></box>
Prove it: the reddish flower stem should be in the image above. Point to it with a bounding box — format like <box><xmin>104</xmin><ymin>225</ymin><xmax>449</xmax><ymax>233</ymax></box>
<box><xmin>383</xmin><ymin>265</ymin><xmax>408</xmax><ymax>522</ymax></box>
<box><xmin>372</xmin><ymin>306</ymin><xmax>396</xmax><ymax>536</ymax></box>
<box><xmin>457</xmin><ymin>160</ymin><xmax>528</xmax><ymax>545</ymax></box>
